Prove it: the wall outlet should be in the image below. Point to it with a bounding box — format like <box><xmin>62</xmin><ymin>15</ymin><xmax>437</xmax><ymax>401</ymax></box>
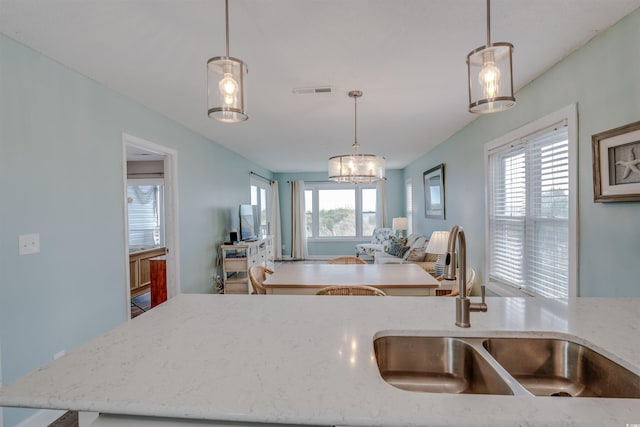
<box><xmin>18</xmin><ymin>233</ymin><xmax>40</xmax><ymax>255</ymax></box>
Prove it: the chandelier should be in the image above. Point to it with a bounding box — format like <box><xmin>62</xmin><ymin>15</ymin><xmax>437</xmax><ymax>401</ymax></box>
<box><xmin>328</xmin><ymin>90</ymin><xmax>385</xmax><ymax>183</ymax></box>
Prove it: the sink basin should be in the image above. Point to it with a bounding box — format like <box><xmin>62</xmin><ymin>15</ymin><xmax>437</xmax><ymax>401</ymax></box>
<box><xmin>482</xmin><ymin>338</ymin><xmax>640</xmax><ymax>398</ymax></box>
<box><xmin>373</xmin><ymin>336</ymin><xmax>514</xmax><ymax>395</ymax></box>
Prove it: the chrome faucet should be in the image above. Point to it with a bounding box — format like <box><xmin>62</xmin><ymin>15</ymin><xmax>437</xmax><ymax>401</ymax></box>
<box><xmin>443</xmin><ymin>225</ymin><xmax>487</xmax><ymax>328</ymax></box>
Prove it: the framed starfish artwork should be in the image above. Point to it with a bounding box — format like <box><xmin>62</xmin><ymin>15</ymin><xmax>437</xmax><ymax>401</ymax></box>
<box><xmin>592</xmin><ymin>120</ymin><xmax>640</xmax><ymax>202</ymax></box>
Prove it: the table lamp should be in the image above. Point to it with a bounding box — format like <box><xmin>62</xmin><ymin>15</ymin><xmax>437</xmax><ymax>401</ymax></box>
<box><xmin>425</xmin><ymin>230</ymin><xmax>450</xmax><ymax>277</ymax></box>
<box><xmin>392</xmin><ymin>217</ymin><xmax>408</xmax><ymax>238</ymax></box>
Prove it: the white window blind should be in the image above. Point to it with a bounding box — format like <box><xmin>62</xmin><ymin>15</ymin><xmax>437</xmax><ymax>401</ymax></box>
<box><xmin>488</xmin><ymin>124</ymin><xmax>569</xmax><ymax>298</ymax></box>
<box><xmin>127</xmin><ymin>183</ymin><xmax>164</xmax><ymax>248</ymax></box>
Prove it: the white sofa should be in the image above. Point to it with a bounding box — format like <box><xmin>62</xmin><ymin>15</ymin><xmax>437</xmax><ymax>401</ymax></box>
<box><xmin>374</xmin><ymin>233</ymin><xmax>437</xmax><ymax>275</ymax></box>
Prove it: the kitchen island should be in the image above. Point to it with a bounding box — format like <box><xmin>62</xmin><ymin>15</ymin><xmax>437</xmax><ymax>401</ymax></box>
<box><xmin>1</xmin><ymin>294</ymin><xmax>639</xmax><ymax>426</ymax></box>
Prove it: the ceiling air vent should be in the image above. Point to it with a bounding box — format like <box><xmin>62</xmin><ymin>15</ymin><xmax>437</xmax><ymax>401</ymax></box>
<box><xmin>292</xmin><ymin>86</ymin><xmax>333</xmax><ymax>94</ymax></box>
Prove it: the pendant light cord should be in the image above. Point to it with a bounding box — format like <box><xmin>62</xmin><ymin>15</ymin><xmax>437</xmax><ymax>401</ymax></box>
<box><xmin>486</xmin><ymin>0</ymin><xmax>491</xmax><ymax>47</ymax></box>
<box><xmin>225</xmin><ymin>0</ymin><xmax>230</xmax><ymax>57</ymax></box>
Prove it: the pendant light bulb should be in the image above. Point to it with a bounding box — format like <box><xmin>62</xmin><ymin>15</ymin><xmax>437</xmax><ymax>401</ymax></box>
<box><xmin>220</xmin><ymin>72</ymin><xmax>238</xmax><ymax>105</ymax></box>
<box><xmin>478</xmin><ymin>50</ymin><xmax>500</xmax><ymax>99</ymax></box>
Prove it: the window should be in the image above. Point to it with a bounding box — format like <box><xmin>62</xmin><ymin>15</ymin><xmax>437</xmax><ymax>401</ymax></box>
<box><xmin>304</xmin><ymin>183</ymin><xmax>377</xmax><ymax>239</ymax></box>
<box><xmin>127</xmin><ymin>180</ymin><xmax>165</xmax><ymax>248</ymax></box>
<box><xmin>486</xmin><ymin>106</ymin><xmax>576</xmax><ymax>298</ymax></box>
<box><xmin>250</xmin><ymin>179</ymin><xmax>270</xmax><ymax>236</ymax></box>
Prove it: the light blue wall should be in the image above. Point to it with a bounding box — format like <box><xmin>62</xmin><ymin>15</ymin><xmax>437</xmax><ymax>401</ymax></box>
<box><xmin>404</xmin><ymin>8</ymin><xmax>640</xmax><ymax>297</ymax></box>
<box><xmin>0</xmin><ymin>34</ymin><xmax>270</xmax><ymax>426</ymax></box>
<box><xmin>274</xmin><ymin>169</ymin><xmax>405</xmax><ymax>257</ymax></box>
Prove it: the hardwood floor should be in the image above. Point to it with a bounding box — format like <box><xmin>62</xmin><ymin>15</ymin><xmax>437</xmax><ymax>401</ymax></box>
<box><xmin>131</xmin><ymin>292</ymin><xmax>150</xmax><ymax>319</ymax></box>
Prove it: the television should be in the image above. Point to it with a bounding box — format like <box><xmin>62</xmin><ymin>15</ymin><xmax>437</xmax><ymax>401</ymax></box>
<box><xmin>239</xmin><ymin>204</ymin><xmax>259</xmax><ymax>241</ymax></box>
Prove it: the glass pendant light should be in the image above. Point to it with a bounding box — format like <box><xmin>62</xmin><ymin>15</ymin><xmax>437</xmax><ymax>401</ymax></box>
<box><xmin>467</xmin><ymin>0</ymin><xmax>515</xmax><ymax>114</ymax></box>
<box><xmin>328</xmin><ymin>90</ymin><xmax>385</xmax><ymax>184</ymax></box>
<box><xmin>207</xmin><ymin>0</ymin><xmax>248</xmax><ymax>123</ymax></box>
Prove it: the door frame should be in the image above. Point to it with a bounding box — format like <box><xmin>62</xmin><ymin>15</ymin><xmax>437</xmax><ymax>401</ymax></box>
<box><xmin>121</xmin><ymin>133</ymin><xmax>181</xmax><ymax>319</ymax></box>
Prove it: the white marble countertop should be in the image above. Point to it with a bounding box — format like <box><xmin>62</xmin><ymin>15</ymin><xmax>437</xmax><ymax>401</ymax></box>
<box><xmin>1</xmin><ymin>294</ymin><xmax>639</xmax><ymax>426</ymax></box>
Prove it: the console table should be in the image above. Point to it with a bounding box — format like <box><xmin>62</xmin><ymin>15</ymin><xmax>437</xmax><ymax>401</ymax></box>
<box><xmin>220</xmin><ymin>236</ymin><xmax>274</xmax><ymax>294</ymax></box>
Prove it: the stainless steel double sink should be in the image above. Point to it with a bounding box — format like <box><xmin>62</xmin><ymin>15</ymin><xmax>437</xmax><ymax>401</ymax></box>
<box><xmin>373</xmin><ymin>335</ymin><xmax>640</xmax><ymax>398</ymax></box>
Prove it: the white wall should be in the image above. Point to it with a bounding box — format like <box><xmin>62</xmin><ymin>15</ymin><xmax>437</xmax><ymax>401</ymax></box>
<box><xmin>404</xmin><ymin>8</ymin><xmax>640</xmax><ymax>296</ymax></box>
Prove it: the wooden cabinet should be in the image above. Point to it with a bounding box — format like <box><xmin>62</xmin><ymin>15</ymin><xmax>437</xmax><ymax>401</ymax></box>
<box><xmin>221</xmin><ymin>236</ymin><xmax>274</xmax><ymax>294</ymax></box>
<box><xmin>129</xmin><ymin>247</ymin><xmax>167</xmax><ymax>298</ymax></box>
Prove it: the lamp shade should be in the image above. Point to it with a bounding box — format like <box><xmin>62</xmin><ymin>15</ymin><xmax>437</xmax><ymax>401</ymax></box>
<box><xmin>392</xmin><ymin>217</ymin><xmax>408</xmax><ymax>231</ymax></box>
<box><xmin>426</xmin><ymin>231</ymin><xmax>450</xmax><ymax>254</ymax></box>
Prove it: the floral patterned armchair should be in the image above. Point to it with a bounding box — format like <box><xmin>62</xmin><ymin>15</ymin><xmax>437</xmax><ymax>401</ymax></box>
<box><xmin>355</xmin><ymin>227</ymin><xmax>394</xmax><ymax>259</ymax></box>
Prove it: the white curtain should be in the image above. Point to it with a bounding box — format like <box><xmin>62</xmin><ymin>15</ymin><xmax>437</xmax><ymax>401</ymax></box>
<box><xmin>290</xmin><ymin>180</ymin><xmax>308</xmax><ymax>260</ymax></box>
<box><xmin>376</xmin><ymin>179</ymin><xmax>388</xmax><ymax>228</ymax></box>
<box><xmin>269</xmin><ymin>180</ymin><xmax>282</xmax><ymax>260</ymax></box>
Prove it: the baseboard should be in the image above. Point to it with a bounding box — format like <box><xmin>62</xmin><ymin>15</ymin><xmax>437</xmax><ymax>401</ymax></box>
<box><xmin>15</xmin><ymin>409</ymin><xmax>66</xmax><ymax>427</ymax></box>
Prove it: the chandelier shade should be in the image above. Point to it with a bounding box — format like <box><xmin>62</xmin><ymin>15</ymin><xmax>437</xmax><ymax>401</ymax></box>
<box><xmin>328</xmin><ymin>90</ymin><xmax>385</xmax><ymax>184</ymax></box>
<box><xmin>207</xmin><ymin>0</ymin><xmax>248</xmax><ymax>123</ymax></box>
<box><xmin>466</xmin><ymin>0</ymin><xmax>515</xmax><ymax>114</ymax></box>
<box><xmin>328</xmin><ymin>153</ymin><xmax>386</xmax><ymax>184</ymax></box>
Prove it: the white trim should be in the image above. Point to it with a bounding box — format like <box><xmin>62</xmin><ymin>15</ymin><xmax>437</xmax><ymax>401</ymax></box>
<box><xmin>122</xmin><ymin>134</ymin><xmax>181</xmax><ymax>320</ymax></box>
<box><xmin>14</xmin><ymin>409</ymin><xmax>66</xmax><ymax>427</ymax></box>
<box><xmin>484</xmin><ymin>104</ymin><xmax>578</xmax><ymax>297</ymax></box>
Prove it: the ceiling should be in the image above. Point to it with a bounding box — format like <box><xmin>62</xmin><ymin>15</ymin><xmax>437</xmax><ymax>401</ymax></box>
<box><xmin>2</xmin><ymin>1</ymin><xmax>639</xmax><ymax>173</ymax></box>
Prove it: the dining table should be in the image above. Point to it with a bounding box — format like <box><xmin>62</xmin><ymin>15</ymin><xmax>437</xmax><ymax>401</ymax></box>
<box><xmin>262</xmin><ymin>262</ymin><xmax>443</xmax><ymax>296</ymax></box>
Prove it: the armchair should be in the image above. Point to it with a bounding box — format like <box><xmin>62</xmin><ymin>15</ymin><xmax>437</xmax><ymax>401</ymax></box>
<box><xmin>355</xmin><ymin>227</ymin><xmax>393</xmax><ymax>259</ymax></box>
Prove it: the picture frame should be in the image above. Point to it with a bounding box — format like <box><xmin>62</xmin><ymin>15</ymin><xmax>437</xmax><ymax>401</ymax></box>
<box><xmin>592</xmin><ymin>120</ymin><xmax>640</xmax><ymax>202</ymax></box>
<box><xmin>423</xmin><ymin>163</ymin><xmax>445</xmax><ymax>219</ymax></box>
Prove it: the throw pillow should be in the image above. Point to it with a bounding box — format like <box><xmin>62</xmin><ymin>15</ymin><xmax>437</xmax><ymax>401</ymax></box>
<box><xmin>406</xmin><ymin>247</ymin><xmax>426</xmax><ymax>262</ymax></box>
<box><xmin>390</xmin><ymin>236</ymin><xmax>408</xmax><ymax>246</ymax></box>
<box><xmin>388</xmin><ymin>242</ymin><xmax>410</xmax><ymax>257</ymax></box>
<box><xmin>426</xmin><ymin>252</ymin><xmax>439</xmax><ymax>262</ymax></box>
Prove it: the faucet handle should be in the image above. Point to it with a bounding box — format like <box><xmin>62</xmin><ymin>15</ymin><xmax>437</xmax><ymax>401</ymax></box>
<box><xmin>480</xmin><ymin>285</ymin><xmax>486</xmax><ymax>303</ymax></box>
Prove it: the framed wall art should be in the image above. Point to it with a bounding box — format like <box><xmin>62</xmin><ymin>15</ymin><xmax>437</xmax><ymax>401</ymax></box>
<box><xmin>592</xmin><ymin>120</ymin><xmax>640</xmax><ymax>202</ymax></box>
<box><xmin>423</xmin><ymin>163</ymin><xmax>445</xmax><ymax>219</ymax></box>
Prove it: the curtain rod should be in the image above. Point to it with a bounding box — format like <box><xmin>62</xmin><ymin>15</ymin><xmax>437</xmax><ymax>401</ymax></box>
<box><xmin>250</xmin><ymin>171</ymin><xmax>273</xmax><ymax>183</ymax></box>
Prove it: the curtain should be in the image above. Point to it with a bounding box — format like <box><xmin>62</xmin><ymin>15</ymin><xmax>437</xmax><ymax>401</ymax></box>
<box><xmin>269</xmin><ymin>180</ymin><xmax>282</xmax><ymax>260</ymax></box>
<box><xmin>290</xmin><ymin>180</ymin><xmax>308</xmax><ymax>260</ymax></box>
<box><xmin>376</xmin><ymin>179</ymin><xmax>388</xmax><ymax>228</ymax></box>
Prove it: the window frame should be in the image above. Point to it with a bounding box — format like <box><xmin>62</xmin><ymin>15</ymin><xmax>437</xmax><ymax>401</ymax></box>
<box><xmin>304</xmin><ymin>182</ymin><xmax>377</xmax><ymax>241</ymax></box>
<box><xmin>484</xmin><ymin>104</ymin><xmax>578</xmax><ymax>298</ymax></box>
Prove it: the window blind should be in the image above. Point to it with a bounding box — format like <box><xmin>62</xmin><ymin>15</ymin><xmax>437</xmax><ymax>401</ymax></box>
<box><xmin>488</xmin><ymin>125</ymin><xmax>569</xmax><ymax>298</ymax></box>
<box><xmin>127</xmin><ymin>184</ymin><xmax>162</xmax><ymax>247</ymax></box>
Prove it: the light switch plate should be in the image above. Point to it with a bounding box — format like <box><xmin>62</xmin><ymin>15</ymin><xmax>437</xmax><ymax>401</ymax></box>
<box><xmin>19</xmin><ymin>233</ymin><xmax>40</xmax><ymax>255</ymax></box>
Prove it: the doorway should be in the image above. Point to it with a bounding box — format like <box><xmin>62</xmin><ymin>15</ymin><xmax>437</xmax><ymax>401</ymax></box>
<box><xmin>122</xmin><ymin>134</ymin><xmax>180</xmax><ymax>319</ymax></box>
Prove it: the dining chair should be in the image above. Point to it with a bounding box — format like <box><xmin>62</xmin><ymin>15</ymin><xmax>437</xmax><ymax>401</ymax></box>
<box><xmin>248</xmin><ymin>265</ymin><xmax>274</xmax><ymax>295</ymax></box>
<box><xmin>315</xmin><ymin>285</ymin><xmax>387</xmax><ymax>296</ymax></box>
<box><xmin>327</xmin><ymin>256</ymin><xmax>367</xmax><ymax>264</ymax></box>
